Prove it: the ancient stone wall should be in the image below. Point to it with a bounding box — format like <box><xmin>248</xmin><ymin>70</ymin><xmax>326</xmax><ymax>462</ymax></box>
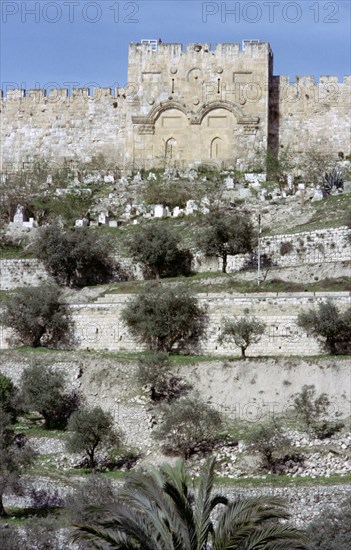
<box><xmin>270</xmin><ymin>75</ymin><xmax>351</xmax><ymax>159</ymax></box>
<box><xmin>2</xmin><ymin>41</ymin><xmax>349</xmax><ymax>170</ymax></box>
<box><xmin>3</xmin><ymin>292</ymin><xmax>348</xmax><ymax>355</ymax></box>
<box><xmin>0</xmin><ymin>258</ymin><xmax>52</xmax><ymax>290</ymax></box>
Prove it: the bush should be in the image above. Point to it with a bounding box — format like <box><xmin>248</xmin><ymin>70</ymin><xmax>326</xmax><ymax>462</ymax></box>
<box><xmin>280</xmin><ymin>241</ymin><xmax>294</xmax><ymax>255</ymax></box>
<box><xmin>121</xmin><ymin>283</ymin><xmax>207</xmax><ymax>352</ymax></box>
<box><xmin>66</xmin><ymin>473</ymin><xmax>117</xmax><ymax>525</ymax></box>
<box><xmin>196</xmin><ymin>211</ymin><xmax>255</xmax><ymax>273</ymax></box>
<box><xmin>293</xmin><ymin>385</ymin><xmax>330</xmax><ymax>430</ymax></box>
<box><xmin>126</xmin><ymin>222</ymin><xmax>192</xmax><ymax>279</ymax></box>
<box><xmin>66</xmin><ymin>407</ymin><xmax>123</xmax><ymax>469</ymax></box>
<box><xmin>306</xmin><ymin>494</ymin><xmax>351</xmax><ymax>549</ymax></box>
<box><xmin>297</xmin><ymin>300</ymin><xmax>351</xmax><ymax>355</ymax></box>
<box><xmin>19</xmin><ymin>364</ymin><xmax>79</xmax><ymax>429</ymax></box>
<box><xmin>1</xmin><ymin>285</ymin><xmax>73</xmax><ymax>348</ymax></box>
<box><xmin>153</xmin><ymin>395</ymin><xmax>223</xmax><ymax>459</ymax></box>
<box><xmin>218</xmin><ymin>315</ymin><xmax>266</xmax><ymax>358</ymax></box>
<box><xmin>32</xmin><ymin>223</ymin><xmax>118</xmax><ymax>287</ymax></box>
<box><xmin>136</xmin><ymin>352</ymin><xmax>192</xmax><ymax>402</ymax></box>
<box><xmin>247</xmin><ymin>422</ymin><xmax>294</xmax><ymax>473</ymax></box>
<box><xmin>311</xmin><ymin>421</ymin><xmax>344</xmax><ymax>440</ymax></box>
<box><xmin>0</xmin><ymin>373</ymin><xmax>17</xmax><ymax>422</ymax></box>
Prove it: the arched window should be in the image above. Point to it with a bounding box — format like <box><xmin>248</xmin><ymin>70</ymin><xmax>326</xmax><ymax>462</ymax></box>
<box><xmin>210</xmin><ymin>137</ymin><xmax>222</xmax><ymax>159</ymax></box>
<box><xmin>165</xmin><ymin>138</ymin><xmax>177</xmax><ymax>159</ymax></box>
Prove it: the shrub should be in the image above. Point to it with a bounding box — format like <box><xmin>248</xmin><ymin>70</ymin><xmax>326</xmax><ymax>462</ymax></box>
<box><xmin>293</xmin><ymin>385</ymin><xmax>330</xmax><ymax>430</ymax></box>
<box><xmin>32</xmin><ymin>223</ymin><xmax>118</xmax><ymax>287</ymax></box>
<box><xmin>153</xmin><ymin>395</ymin><xmax>223</xmax><ymax>459</ymax></box>
<box><xmin>218</xmin><ymin>315</ymin><xmax>266</xmax><ymax>358</ymax></box>
<box><xmin>1</xmin><ymin>285</ymin><xmax>73</xmax><ymax>348</ymax></box>
<box><xmin>121</xmin><ymin>283</ymin><xmax>207</xmax><ymax>352</ymax></box>
<box><xmin>247</xmin><ymin>422</ymin><xmax>293</xmax><ymax>473</ymax></box>
<box><xmin>196</xmin><ymin>211</ymin><xmax>254</xmax><ymax>273</ymax></box>
<box><xmin>311</xmin><ymin>421</ymin><xmax>344</xmax><ymax>440</ymax></box>
<box><xmin>66</xmin><ymin>473</ymin><xmax>117</xmax><ymax>525</ymax></box>
<box><xmin>136</xmin><ymin>352</ymin><xmax>192</xmax><ymax>402</ymax></box>
<box><xmin>19</xmin><ymin>364</ymin><xmax>79</xmax><ymax>429</ymax></box>
<box><xmin>306</xmin><ymin>494</ymin><xmax>351</xmax><ymax>549</ymax></box>
<box><xmin>280</xmin><ymin>241</ymin><xmax>294</xmax><ymax>255</ymax></box>
<box><xmin>126</xmin><ymin>222</ymin><xmax>192</xmax><ymax>279</ymax></box>
<box><xmin>66</xmin><ymin>407</ymin><xmax>123</xmax><ymax>469</ymax></box>
<box><xmin>297</xmin><ymin>300</ymin><xmax>351</xmax><ymax>355</ymax></box>
<box><xmin>0</xmin><ymin>373</ymin><xmax>17</xmax><ymax>422</ymax></box>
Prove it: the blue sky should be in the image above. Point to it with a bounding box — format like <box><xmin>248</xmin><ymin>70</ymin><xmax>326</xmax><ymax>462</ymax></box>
<box><xmin>1</xmin><ymin>0</ymin><xmax>350</xmax><ymax>92</ymax></box>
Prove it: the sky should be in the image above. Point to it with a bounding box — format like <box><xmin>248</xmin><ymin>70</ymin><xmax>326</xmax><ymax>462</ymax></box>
<box><xmin>1</xmin><ymin>0</ymin><xmax>350</xmax><ymax>93</ymax></box>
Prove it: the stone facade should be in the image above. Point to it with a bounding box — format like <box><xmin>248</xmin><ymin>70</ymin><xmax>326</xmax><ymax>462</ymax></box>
<box><xmin>1</xmin><ymin>41</ymin><xmax>350</xmax><ymax>171</ymax></box>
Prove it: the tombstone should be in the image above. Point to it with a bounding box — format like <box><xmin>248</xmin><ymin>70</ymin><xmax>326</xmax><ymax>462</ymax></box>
<box><xmin>173</xmin><ymin>206</ymin><xmax>180</xmax><ymax>217</ymax></box>
<box><xmin>104</xmin><ymin>174</ymin><xmax>114</xmax><ymax>183</ymax></box>
<box><xmin>312</xmin><ymin>186</ymin><xmax>324</xmax><ymax>201</ymax></box>
<box><xmin>75</xmin><ymin>219</ymin><xmax>88</xmax><ymax>227</ymax></box>
<box><xmin>13</xmin><ymin>205</ymin><xmax>24</xmax><ymax>224</ymax></box>
<box><xmin>109</xmin><ymin>220</ymin><xmax>118</xmax><ymax>228</ymax></box>
<box><xmin>98</xmin><ymin>212</ymin><xmax>109</xmax><ymax>225</ymax></box>
<box><xmin>133</xmin><ymin>171</ymin><xmax>142</xmax><ymax>183</ymax></box>
<box><xmin>46</xmin><ymin>174</ymin><xmax>53</xmax><ymax>185</ymax></box>
<box><xmin>23</xmin><ymin>217</ymin><xmax>35</xmax><ymax>228</ymax></box>
<box><xmin>343</xmin><ymin>181</ymin><xmax>351</xmax><ymax>193</ymax></box>
<box><xmin>185</xmin><ymin>200</ymin><xmax>198</xmax><ymax>215</ymax></box>
<box><xmin>224</xmin><ymin>176</ymin><xmax>234</xmax><ymax>189</ymax></box>
<box><xmin>120</xmin><ymin>176</ymin><xmax>128</xmax><ymax>185</ymax></box>
<box><xmin>238</xmin><ymin>188</ymin><xmax>252</xmax><ymax>199</ymax></box>
<box><xmin>133</xmin><ymin>219</ymin><xmax>139</xmax><ymax>225</ymax></box>
<box><xmin>287</xmin><ymin>174</ymin><xmax>294</xmax><ymax>189</ymax></box>
<box><xmin>147</xmin><ymin>172</ymin><xmax>157</xmax><ymax>181</ymax></box>
<box><xmin>154</xmin><ymin>204</ymin><xmax>165</xmax><ymax>218</ymax></box>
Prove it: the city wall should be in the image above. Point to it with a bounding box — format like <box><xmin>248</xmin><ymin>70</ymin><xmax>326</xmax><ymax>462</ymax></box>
<box><xmin>1</xmin><ymin>42</ymin><xmax>350</xmax><ymax>170</ymax></box>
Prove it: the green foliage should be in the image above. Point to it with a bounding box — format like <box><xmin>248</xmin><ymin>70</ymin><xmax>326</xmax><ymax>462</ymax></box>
<box><xmin>66</xmin><ymin>407</ymin><xmax>122</xmax><ymax>469</ymax></box>
<box><xmin>121</xmin><ymin>283</ymin><xmax>207</xmax><ymax>352</ymax></box>
<box><xmin>1</xmin><ymin>284</ymin><xmax>73</xmax><ymax>348</ymax></box>
<box><xmin>306</xmin><ymin>494</ymin><xmax>351</xmax><ymax>550</ymax></box>
<box><xmin>297</xmin><ymin>300</ymin><xmax>351</xmax><ymax>355</ymax></box>
<box><xmin>72</xmin><ymin>457</ymin><xmax>308</xmax><ymax>549</ymax></box>
<box><xmin>32</xmin><ymin>223</ymin><xmax>118</xmax><ymax>287</ymax></box>
<box><xmin>19</xmin><ymin>364</ymin><xmax>79</xmax><ymax>429</ymax></box>
<box><xmin>66</xmin><ymin>473</ymin><xmax>117</xmax><ymax>525</ymax></box>
<box><xmin>153</xmin><ymin>394</ymin><xmax>223</xmax><ymax>458</ymax></box>
<box><xmin>126</xmin><ymin>222</ymin><xmax>192</xmax><ymax>279</ymax></box>
<box><xmin>0</xmin><ymin>409</ymin><xmax>35</xmax><ymax>516</ymax></box>
<box><xmin>32</xmin><ymin>190</ymin><xmax>93</xmax><ymax>227</ymax></box>
<box><xmin>265</xmin><ymin>147</ymin><xmax>295</xmax><ymax>186</ymax></box>
<box><xmin>219</xmin><ymin>315</ymin><xmax>266</xmax><ymax>358</ymax></box>
<box><xmin>196</xmin><ymin>211</ymin><xmax>254</xmax><ymax>273</ymax></box>
<box><xmin>293</xmin><ymin>385</ymin><xmax>330</xmax><ymax>429</ymax></box>
<box><xmin>247</xmin><ymin>422</ymin><xmax>293</xmax><ymax>473</ymax></box>
<box><xmin>136</xmin><ymin>352</ymin><xmax>192</xmax><ymax>402</ymax></box>
<box><xmin>0</xmin><ymin>374</ymin><xmax>17</xmax><ymax>422</ymax></box>
<box><xmin>143</xmin><ymin>179</ymin><xmax>192</xmax><ymax>208</ymax></box>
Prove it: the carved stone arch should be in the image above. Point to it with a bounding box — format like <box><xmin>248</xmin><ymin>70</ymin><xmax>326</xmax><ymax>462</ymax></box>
<box><xmin>196</xmin><ymin>100</ymin><xmax>253</xmax><ymax>124</ymax></box>
<box><xmin>187</xmin><ymin>67</ymin><xmax>203</xmax><ymax>82</ymax></box>
<box><xmin>148</xmin><ymin>100</ymin><xmax>190</xmax><ymax>124</ymax></box>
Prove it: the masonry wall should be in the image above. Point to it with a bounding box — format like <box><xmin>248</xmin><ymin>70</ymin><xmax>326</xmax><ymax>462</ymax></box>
<box><xmin>270</xmin><ymin>75</ymin><xmax>351</xmax><ymax>159</ymax></box>
<box><xmin>3</xmin><ymin>292</ymin><xmax>347</xmax><ymax>355</ymax></box>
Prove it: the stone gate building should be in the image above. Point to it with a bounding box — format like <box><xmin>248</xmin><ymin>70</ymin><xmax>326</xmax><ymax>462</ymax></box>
<box><xmin>1</xmin><ymin>40</ymin><xmax>350</xmax><ymax>171</ymax></box>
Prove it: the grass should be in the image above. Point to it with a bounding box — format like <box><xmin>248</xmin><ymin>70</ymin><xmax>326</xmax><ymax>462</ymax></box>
<box><xmin>0</xmin><ymin>242</ymin><xmax>34</xmax><ymax>259</ymax></box>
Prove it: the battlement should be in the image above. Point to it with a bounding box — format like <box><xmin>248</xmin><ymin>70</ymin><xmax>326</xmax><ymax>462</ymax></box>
<box><xmin>276</xmin><ymin>75</ymin><xmax>350</xmax><ymax>86</ymax></box>
<box><xmin>129</xmin><ymin>40</ymin><xmax>271</xmax><ymax>57</ymax></box>
<box><xmin>1</xmin><ymin>87</ymin><xmax>122</xmax><ymax>100</ymax></box>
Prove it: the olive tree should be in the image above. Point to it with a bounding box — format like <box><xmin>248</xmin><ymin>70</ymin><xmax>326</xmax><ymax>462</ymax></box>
<box><xmin>66</xmin><ymin>407</ymin><xmax>122</xmax><ymax>469</ymax></box>
<box><xmin>32</xmin><ymin>223</ymin><xmax>118</xmax><ymax>287</ymax></box>
<box><xmin>121</xmin><ymin>283</ymin><xmax>207</xmax><ymax>352</ymax></box>
<box><xmin>19</xmin><ymin>364</ymin><xmax>79</xmax><ymax>429</ymax></box>
<box><xmin>1</xmin><ymin>285</ymin><xmax>73</xmax><ymax>348</ymax></box>
<box><xmin>196</xmin><ymin>211</ymin><xmax>254</xmax><ymax>273</ymax></box>
<box><xmin>218</xmin><ymin>315</ymin><xmax>266</xmax><ymax>358</ymax></box>
<box><xmin>297</xmin><ymin>300</ymin><xmax>351</xmax><ymax>355</ymax></box>
<box><xmin>126</xmin><ymin>222</ymin><xmax>191</xmax><ymax>279</ymax></box>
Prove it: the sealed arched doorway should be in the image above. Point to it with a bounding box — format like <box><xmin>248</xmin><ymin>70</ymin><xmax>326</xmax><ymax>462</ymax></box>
<box><xmin>210</xmin><ymin>137</ymin><xmax>223</xmax><ymax>159</ymax></box>
<box><xmin>165</xmin><ymin>138</ymin><xmax>177</xmax><ymax>160</ymax></box>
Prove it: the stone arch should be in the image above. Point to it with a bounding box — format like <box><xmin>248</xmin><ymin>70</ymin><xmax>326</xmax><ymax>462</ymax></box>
<box><xmin>196</xmin><ymin>100</ymin><xmax>246</xmax><ymax>124</ymax></box>
<box><xmin>148</xmin><ymin>100</ymin><xmax>190</xmax><ymax>124</ymax></box>
<box><xmin>210</xmin><ymin>137</ymin><xmax>223</xmax><ymax>159</ymax></box>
